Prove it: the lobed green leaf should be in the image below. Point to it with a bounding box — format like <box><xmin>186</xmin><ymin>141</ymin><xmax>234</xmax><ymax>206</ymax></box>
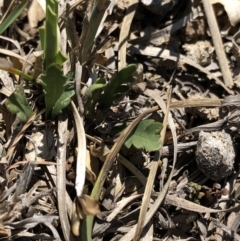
<box><xmin>40</xmin><ymin>63</ymin><xmax>69</xmax><ymax>119</ymax></box>
<box><xmin>52</xmin><ymin>90</ymin><xmax>75</xmax><ymax>119</ymax></box>
<box><xmin>124</xmin><ymin>119</ymin><xmax>162</xmax><ymax>151</ymax></box>
<box><xmin>5</xmin><ymin>85</ymin><xmax>33</xmax><ymax>122</ymax></box>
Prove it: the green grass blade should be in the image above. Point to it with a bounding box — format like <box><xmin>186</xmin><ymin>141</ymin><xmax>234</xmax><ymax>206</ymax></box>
<box><xmin>0</xmin><ymin>0</ymin><xmax>28</xmax><ymax>34</ymax></box>
<box><xmin>80</xmin><ymin>0</ymin><xmax>110</xmax><ymax>63</ymax></box>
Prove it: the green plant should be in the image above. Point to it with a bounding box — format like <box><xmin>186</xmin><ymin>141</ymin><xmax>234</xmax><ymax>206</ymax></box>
<box><xmin>125</xmin><ymin>119</ymin><xmax>162</xmax><ymax>151</ymax></box>
<box><xmin>1</xmin><ymin>0</ymin><xmax>75</xmax><ymax>121</ymax></box>
<box><xmin>5</xmin><ymin>85</ymin><xmax>33</xmax><ymax>122</ymax></box>
<box><xmin>85</xmin><ymin>64</ymin><xmax>163</xmax><ymax>151</ymax></box>
<box><xmin>85</xmin><ymin>64</ymin><xmax>137</xmax><ymax>119</ymax></box>
<box><xmin>39</xmin><ymin>0</ymin><xmax>74</xmax><ymax>120</ymax></box>
<box><xmin>0</xmin><ymin>1</ymin><xmax>28</xmax><ymax>34</ymax></box>
<box><xmin>188</xmin><ymin>182</ymin><xmax>205</xmax><ymax>204</ymax></box>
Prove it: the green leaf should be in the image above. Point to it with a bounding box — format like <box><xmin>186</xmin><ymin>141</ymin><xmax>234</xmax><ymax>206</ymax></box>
<box><xmin>0</xmin><ymin>0</ymin><xmax>28</xmax><ymax>34</ymax></box>
<box><xmin>55</xmin><ymin>50</ymin><xmax>68</xmax><ymax>65</ymax></box>
<box><xmin>39</xmin><ymin>0</ymin><xmax>71</xmax><ymax>120</ymax></box>
<box><xmin>40</xmin><ymin>63</ymin><xmax>71</xmax><ymax>119</ymax></box>
<box><xmin>124</xmin><ymin>119</ymin><xmax>162</xmax><ymax>152</ymax></box>
<box><xmin>5</xmin><ymin>85</ymin><xmax>33</xmax><ymax>122</ymax></box>
<box><xmin>100</xmin><ymin>64</ymin><xmax>137</xmax><ymax>109</ymax></box>
<box><xmin>66</xmin><ymin>71</ymin><xmax>74</xmax><ymax>80</ymax></box>
<box><xmin>51</xmin><ymin>89</ymin><xmax>75</xmax><ymax>119</ymax></box>
<box><xmin>85</xmin><ymin>77</ymin><xmax>107</xmax><ymax>119</ymax></box>
<box><xmin>44</xmin><ymin>1</ymin><xmax>58</xmax><ymax>67</ymax></box>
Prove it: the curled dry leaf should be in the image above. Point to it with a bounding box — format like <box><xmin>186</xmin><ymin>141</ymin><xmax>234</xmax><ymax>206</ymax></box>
<box><xmin>71</xmin><ymin>195</ymin><xmax>99</xmax><ymax>236</ymax></box>
<box><xmin>211</xmin><ymin>0</ymin><xmax>240</xmax><ymax>26</ymax></box>
<box><xmin>78</xmin><ymin>194</ymin><xmax>99</xmax><ymax>216</ymax></box>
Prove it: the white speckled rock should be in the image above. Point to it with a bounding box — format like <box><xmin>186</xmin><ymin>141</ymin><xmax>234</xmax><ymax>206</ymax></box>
<box><xmin>195</xmin><ymin>130</ymin><xmax>235</xmax><ymax>180</ymax></box>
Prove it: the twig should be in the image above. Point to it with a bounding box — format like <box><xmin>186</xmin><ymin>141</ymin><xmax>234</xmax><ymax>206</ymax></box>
<box><xmin>202</xmin><ymin>0</ymin><xmax>233</xmax><ymax>88</ymax></box>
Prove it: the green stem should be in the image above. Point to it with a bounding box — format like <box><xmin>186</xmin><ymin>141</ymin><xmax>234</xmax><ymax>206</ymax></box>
<box><xmin>3</xmin><ymin>67</ymin><xmax>35</xmax><ymax>82</ymax></box>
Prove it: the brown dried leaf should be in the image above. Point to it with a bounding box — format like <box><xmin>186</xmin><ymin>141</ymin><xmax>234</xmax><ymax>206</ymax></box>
<box><xmin>86</xmin><ymin>150</ymin><xmax>100</xmax><ymax>185</ymax></box>
<box><xmin>78</xmin><ymin>194</ymin><xmax>99</xmax><ymax>216</ymax></box>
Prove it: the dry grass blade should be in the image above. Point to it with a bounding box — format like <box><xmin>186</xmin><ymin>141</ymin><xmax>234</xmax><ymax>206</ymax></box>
<box><xmin>0</xmin><ymin>36</ymin><xmax>23</xmax><ymax>55</ymax></box>
<box><xmin>5</xmin><ymin>111</ymin><xmax>37</xmax><ymax>164</ymax></box>
<box><xmin>56</xmin><ymin>113</ymin><xmax>76</xmax><ymax>241</ymax></box>
<box><xmin>0</xmin><ymin>0</ymin><xmax>15</xmax><ymax>24</ymax></box>
<box><xmin>87</xmin><ymin>134</ymin><xmax>147</xmax><ymax>186</ymax></box>
<box><xmin>106</xmin><ymin>194</ymin><xmax>143</xmax><ymax>222</ymax></box>
<box><xmin>211</xmin><ymin>217</ymin><xmax>240</xmax><ymax>240</ymax></box>
<box><xmin>71</xmin><ymin>101</ymin><xmax>86</xmax><ymax>197</ymax></box>
<box><xmin>117</xmin><ymin>154</ymin><xmax>147</xmax><ymax>186</ymax></box>
<box><xmin>0</xmin><ymin>48</ymin><xmax>33</xmax><ymax>66</ymax></box>
<box><xmin>202</xmin><ymin>0</ymin><xmax>233</xmax><ymax>88</ymax></box>
<box><xmin>118</xmin><ymin>0</ymin><xmax>138</xmax><ymax>70</ymax></box>
<box><xmin>164</xmin><ymin>194</ymin><xmax>240</xmax><ymax>213</ymax></box>
<box><xmin>13</xmin><ymin>160</ymin><xmax>35</xmax><ymax>202</ymax></box>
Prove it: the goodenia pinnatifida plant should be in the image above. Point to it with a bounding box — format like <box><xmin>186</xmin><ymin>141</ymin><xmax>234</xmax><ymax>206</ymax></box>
<box><xmin>39</xmin><ymin>0</ymin><xmax>74</xmax><ymax>120</ymax></box>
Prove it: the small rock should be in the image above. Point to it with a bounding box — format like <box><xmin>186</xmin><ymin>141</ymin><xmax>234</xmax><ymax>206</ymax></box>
<box><xmin>183</xmin><ymin>40</ymin><xmax>214</xmax><ymax>66</ymax></box>
<box><xmin>195</xmin><ymin>130</ymin><xmax>235</xmax><ymax>180</ymax></box>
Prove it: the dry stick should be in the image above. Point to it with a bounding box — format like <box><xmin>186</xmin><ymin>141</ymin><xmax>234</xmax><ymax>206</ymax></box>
<box><xmin>202</xmin><ymin>0</ymin><xmax>233</xmax><ymax>88</ymax></box>
<box><xmin>133</xmin><ymin>88</ymin><xmax>172</xmax><ymax>241</ymax></box>
<box><xmin>118</xmin><ymin>0</ymin><xmax>138</xmax><ymax>70</ymax></box>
